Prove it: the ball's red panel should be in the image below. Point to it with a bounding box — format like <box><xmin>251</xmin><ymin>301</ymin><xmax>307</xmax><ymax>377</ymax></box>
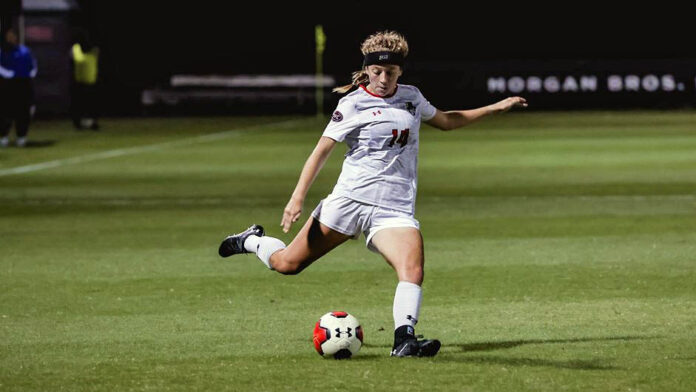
<box><xmin>331</xmin><ymin>311</ymin><xmax>348</xmax><ymax>318</ymax></box>
<box><xmin>356</xmin><ymin>325</ymin><xmax>364</xmax><ymax>343</ymax></box>
<box><xmin>313</xmin><ymin>321</ymin><xmax>328</xmax><ymax>355</ymax></box>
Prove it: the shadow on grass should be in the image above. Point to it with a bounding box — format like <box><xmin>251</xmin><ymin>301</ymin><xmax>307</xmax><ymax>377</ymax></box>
<box><xmin>364</xmin><ymin>335</ymin><xmax>654</xmax><ymax>350</ymax></box>
<box><xmin>350</xmin><ymin>352</ymin><xmax>618</xmax><ymax>370</ymax></box>
<box><xmin>361</xmin><ymin>343</ymin><xmax>393</xmax><ymax>349</ymax></box>
<box><xmin>437</xmin><ymin>355</ymin><xmax>618</xmax><ymax>370</ymax></box>
<box><xmin>458</xmin><ymin>335</ymin><xmax>656</xmax><ymax>352</ymax></box>
<box><xmin>445</xmin><ymin>335</ymin><xmax>658</xmax><ymax>370</ymax></box>
<box><xmin>24</xmin><ymin>140</ymin><xmax>57</xmax><ymax>148</ymax></box>
<box><xmin>359</xmin><ymin>335</ymin><xmax>658</xmax><ymax>369</ymax></box>
<box><xmin>341</xmin><ymin>353</ymin><xmax>385</xmax><ymax>361</ymax></box>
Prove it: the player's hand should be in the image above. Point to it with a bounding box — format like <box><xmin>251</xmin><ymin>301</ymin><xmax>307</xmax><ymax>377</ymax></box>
<box><xmin>492</xmin><ymin>96</ymin><xmax>528</xmax><ymax>113</ymax></box>
<box><xmin>281</xmin><ymin>196</ymin><xmax>303</xmax><ymax>233</ymax></box>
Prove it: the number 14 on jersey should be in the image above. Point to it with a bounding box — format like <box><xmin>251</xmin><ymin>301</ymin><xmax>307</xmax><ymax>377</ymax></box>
<box><xmin>388</xmin><ymin>128</ymin><xmax>410</xmax><ymax>148</ymax></box>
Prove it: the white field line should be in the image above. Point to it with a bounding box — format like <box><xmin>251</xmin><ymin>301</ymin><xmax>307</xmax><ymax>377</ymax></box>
<box><xmin>5</xmin><ymin>194</ymin><xmax>695</xmax><ymax>207</ymax></box>
<box><xmin>0</xmin><ymin>119</ymin><xmax>300</xmax><ymax>177</ymax></box>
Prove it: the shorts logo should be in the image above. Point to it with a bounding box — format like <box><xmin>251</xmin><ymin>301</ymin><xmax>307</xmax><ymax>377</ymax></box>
<box><xmin>332</xmin><ymin>110</ymin><xmax>343</xmax><ymax>122</ymax></box>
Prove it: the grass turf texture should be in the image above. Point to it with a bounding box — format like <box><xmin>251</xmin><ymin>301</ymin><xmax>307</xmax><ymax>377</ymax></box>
<box><xmin>1</xmin><ymin>112</ymin><xmax>695</xmax><ymax>391</ymax></box>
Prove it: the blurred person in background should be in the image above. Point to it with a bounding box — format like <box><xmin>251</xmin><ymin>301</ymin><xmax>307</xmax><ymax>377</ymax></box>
<box><xmin>70</xmin><ymin>29</ymin><xmax>100</xmax><ymax>130</ymax></box>
<box><xmin>0</xmin><ymin>28</ymin><xmax>37</xmax><ymax>148</ymax></box>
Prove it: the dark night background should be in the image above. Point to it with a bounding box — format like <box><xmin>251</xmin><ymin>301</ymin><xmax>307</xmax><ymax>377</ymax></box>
<box><xmin>5</xmin><ymin>1</ymin><xmax>696</xmax><ymax>114</ymax></box>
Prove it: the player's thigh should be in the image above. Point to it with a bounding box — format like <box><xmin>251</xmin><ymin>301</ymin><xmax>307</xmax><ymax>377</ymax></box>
<box><xmin>274</xmin><ymin>217</ymin><xmax>352</xmax><ymax>271</ymax></box>
<box><xmin>370</xmin><ymin>227</ymin><xmax>424</xmax><ymax>282</ymax></box>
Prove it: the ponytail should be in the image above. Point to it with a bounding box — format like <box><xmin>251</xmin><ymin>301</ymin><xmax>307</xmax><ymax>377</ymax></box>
<box><xmin>332</xmin><ymin>69</ymin><xmax>369</xmax><ymax>94</ymax></box>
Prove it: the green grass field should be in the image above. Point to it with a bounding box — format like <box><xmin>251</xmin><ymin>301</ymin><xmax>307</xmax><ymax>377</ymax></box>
<box><xmin>1</xmin><ymin>112</ymin><xmax>695</xmax><ymax>391</ymax></box>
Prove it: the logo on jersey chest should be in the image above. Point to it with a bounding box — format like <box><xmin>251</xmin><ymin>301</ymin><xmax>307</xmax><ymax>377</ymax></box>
<box><xmin>394</xmin><ymin>102</ymin><xmax>416</xmax><ymax>116</ymax></box>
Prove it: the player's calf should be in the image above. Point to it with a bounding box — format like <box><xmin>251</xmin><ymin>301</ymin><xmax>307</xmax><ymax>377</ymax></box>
<box><xmin>269</xmin><ymin>256</ymin><xmax>304</xmax><ymax>275</ymax></box>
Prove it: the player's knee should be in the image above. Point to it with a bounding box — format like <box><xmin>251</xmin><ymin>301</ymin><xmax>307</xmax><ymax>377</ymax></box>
<box><xmin>400</xmin><ymin>264</ymin><xmax>424</xmax><ymax>285</ymax></box>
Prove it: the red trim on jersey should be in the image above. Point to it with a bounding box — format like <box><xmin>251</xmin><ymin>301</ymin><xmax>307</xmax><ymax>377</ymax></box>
<box><xmin>360</xmin><ymin>84</ymin><xmax>398</xmax><ymax>99</ymax></box>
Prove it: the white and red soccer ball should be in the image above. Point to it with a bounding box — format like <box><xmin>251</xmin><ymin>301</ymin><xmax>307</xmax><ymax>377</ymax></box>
<box><xmin>313</xmin><ymin>311</ymin><xmax>363</xmax><ymax>359</ymax></box>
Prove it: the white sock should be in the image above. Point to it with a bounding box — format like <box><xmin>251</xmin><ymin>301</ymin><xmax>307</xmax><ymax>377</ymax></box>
<box><xmin>244</xmin><ymin>235</ymin><xmax>261</xmax><ymax>253</ymax></box>
<box><xmin>243</xmin><ymin>235</ymin><xmax>285</xmax><ymax>270</ymax></box>
<box><xmin>393</xmin><ymin>281</ymin><xmax>422</xmax><ymax>331</ymax></box>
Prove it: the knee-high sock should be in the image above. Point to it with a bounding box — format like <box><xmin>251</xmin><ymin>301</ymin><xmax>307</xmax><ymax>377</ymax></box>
<box><xmin>244</xmin><ymin>235</ymin><xmax>285</xmax><ymax>270</ymax></box>
<box><xmin>393</xmin><ymin>281</ymin><xmax>422</xmax><ymax>333</ymax></box>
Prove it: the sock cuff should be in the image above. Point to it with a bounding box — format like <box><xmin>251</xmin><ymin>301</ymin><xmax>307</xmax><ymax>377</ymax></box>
<box><xmin>397</xmin><ymin>281</ymin><xmax>422</xmax><ymax>290</ymax></box>
<box><xmin>256</xmin><ymin>236</ymin><xmax>285</xmax><ymax>270</ymax></box>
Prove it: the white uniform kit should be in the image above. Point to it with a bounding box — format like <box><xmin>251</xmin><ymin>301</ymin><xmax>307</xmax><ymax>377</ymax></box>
<box><xmin>220</xmin><ymin>46</ymin><xmax>448</xmax><ymax>357</ymax></box>
<box><xmin>312</xmin><ymin>84</ymin><xmax>437</xmax><ymax>250</ymax></box>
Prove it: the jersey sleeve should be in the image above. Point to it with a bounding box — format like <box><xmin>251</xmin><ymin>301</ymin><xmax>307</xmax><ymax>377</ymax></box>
<box><xmin>415</xmin><ymin>87</ymin><xmax>437</xmax><ymax>121</ymax></box>
<box><xmin>322</xmin><ymin>97</ymin><xmax>359</xmax><ymax>142</ymax></box>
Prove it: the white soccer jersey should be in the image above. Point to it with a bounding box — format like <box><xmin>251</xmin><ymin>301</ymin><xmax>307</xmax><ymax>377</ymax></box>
<box><xmin>322</xmin><ymin>84</ymin><xmax>437</xmax><ymax>214</ymax></box>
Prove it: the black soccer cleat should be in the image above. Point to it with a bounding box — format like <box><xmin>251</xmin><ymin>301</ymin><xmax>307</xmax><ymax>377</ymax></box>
<box><xmin>390</xmin><ymin>338</ymin><xmax>441</xmax><ymax>358</ymax></box>
<box><xmin>218</xmin><ymin>224</ymin><xmax>264</xmax><ymax>257</ymax></box>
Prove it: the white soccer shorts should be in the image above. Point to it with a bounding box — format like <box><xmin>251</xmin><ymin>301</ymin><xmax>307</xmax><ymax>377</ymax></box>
<box><xmin>311</xmin><ymin>194</ymin><xmax>420</xmax><ymax>253</ymax></box>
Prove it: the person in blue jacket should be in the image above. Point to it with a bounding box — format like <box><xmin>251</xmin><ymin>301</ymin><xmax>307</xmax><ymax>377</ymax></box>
<box><xmin>0</xmin><ymin>28</ymin><xmax>37</xmax><ymax>147</ymax></box>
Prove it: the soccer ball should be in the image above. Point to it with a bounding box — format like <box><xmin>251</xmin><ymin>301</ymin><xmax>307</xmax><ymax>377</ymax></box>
<box><xmin>313</xmin><ymin>311</ymin><xmax>363</xmax><ymax>359</ymax></box>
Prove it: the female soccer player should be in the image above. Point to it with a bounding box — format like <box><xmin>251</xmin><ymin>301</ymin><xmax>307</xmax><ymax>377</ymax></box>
<box><xmin>219</xmin><ymin>30</ymin><xmax>527</xmax><ymax>357</ymax></box>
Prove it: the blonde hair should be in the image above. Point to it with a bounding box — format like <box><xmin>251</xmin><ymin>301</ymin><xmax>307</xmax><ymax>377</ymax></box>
<box><xmin>333</xmin><ymin>30</ymin><xmax>409</xmax><ymax>94</ymax></box>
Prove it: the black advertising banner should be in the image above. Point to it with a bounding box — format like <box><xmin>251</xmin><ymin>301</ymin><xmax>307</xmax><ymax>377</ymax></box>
<box><xmin>411</xmin><ymin>59</ymin><xmax>696</xmax><ymax>110</ymax></box>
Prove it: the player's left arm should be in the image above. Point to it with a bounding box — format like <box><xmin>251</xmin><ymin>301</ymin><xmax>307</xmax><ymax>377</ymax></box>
<box><xmin>425</xmin><ymin>96</ymin><xmax>528</xmax><ymax>131</ymax></box>
<box><xmin>0</xmin><ymin>49</ymin><xmax>15</xmax><ymax>78</ymax></box>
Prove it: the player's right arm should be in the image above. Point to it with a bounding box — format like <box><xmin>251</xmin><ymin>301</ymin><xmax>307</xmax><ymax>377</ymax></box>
<box><xmin>72</xmin><ymin>43</ymin><xmax>85</xmax><ymax>63</ymax></box>
<box><xmin>281</xmin><ymin>136</ymin><xmax>337</xmax><ymax>233</ymax></box>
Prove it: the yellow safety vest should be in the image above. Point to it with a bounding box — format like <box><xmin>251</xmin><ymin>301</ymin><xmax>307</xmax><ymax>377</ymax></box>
<box><xmin>72</xmin><ymin>43</ymin><xmax>98</xmax><ymax>84</ymax></box>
